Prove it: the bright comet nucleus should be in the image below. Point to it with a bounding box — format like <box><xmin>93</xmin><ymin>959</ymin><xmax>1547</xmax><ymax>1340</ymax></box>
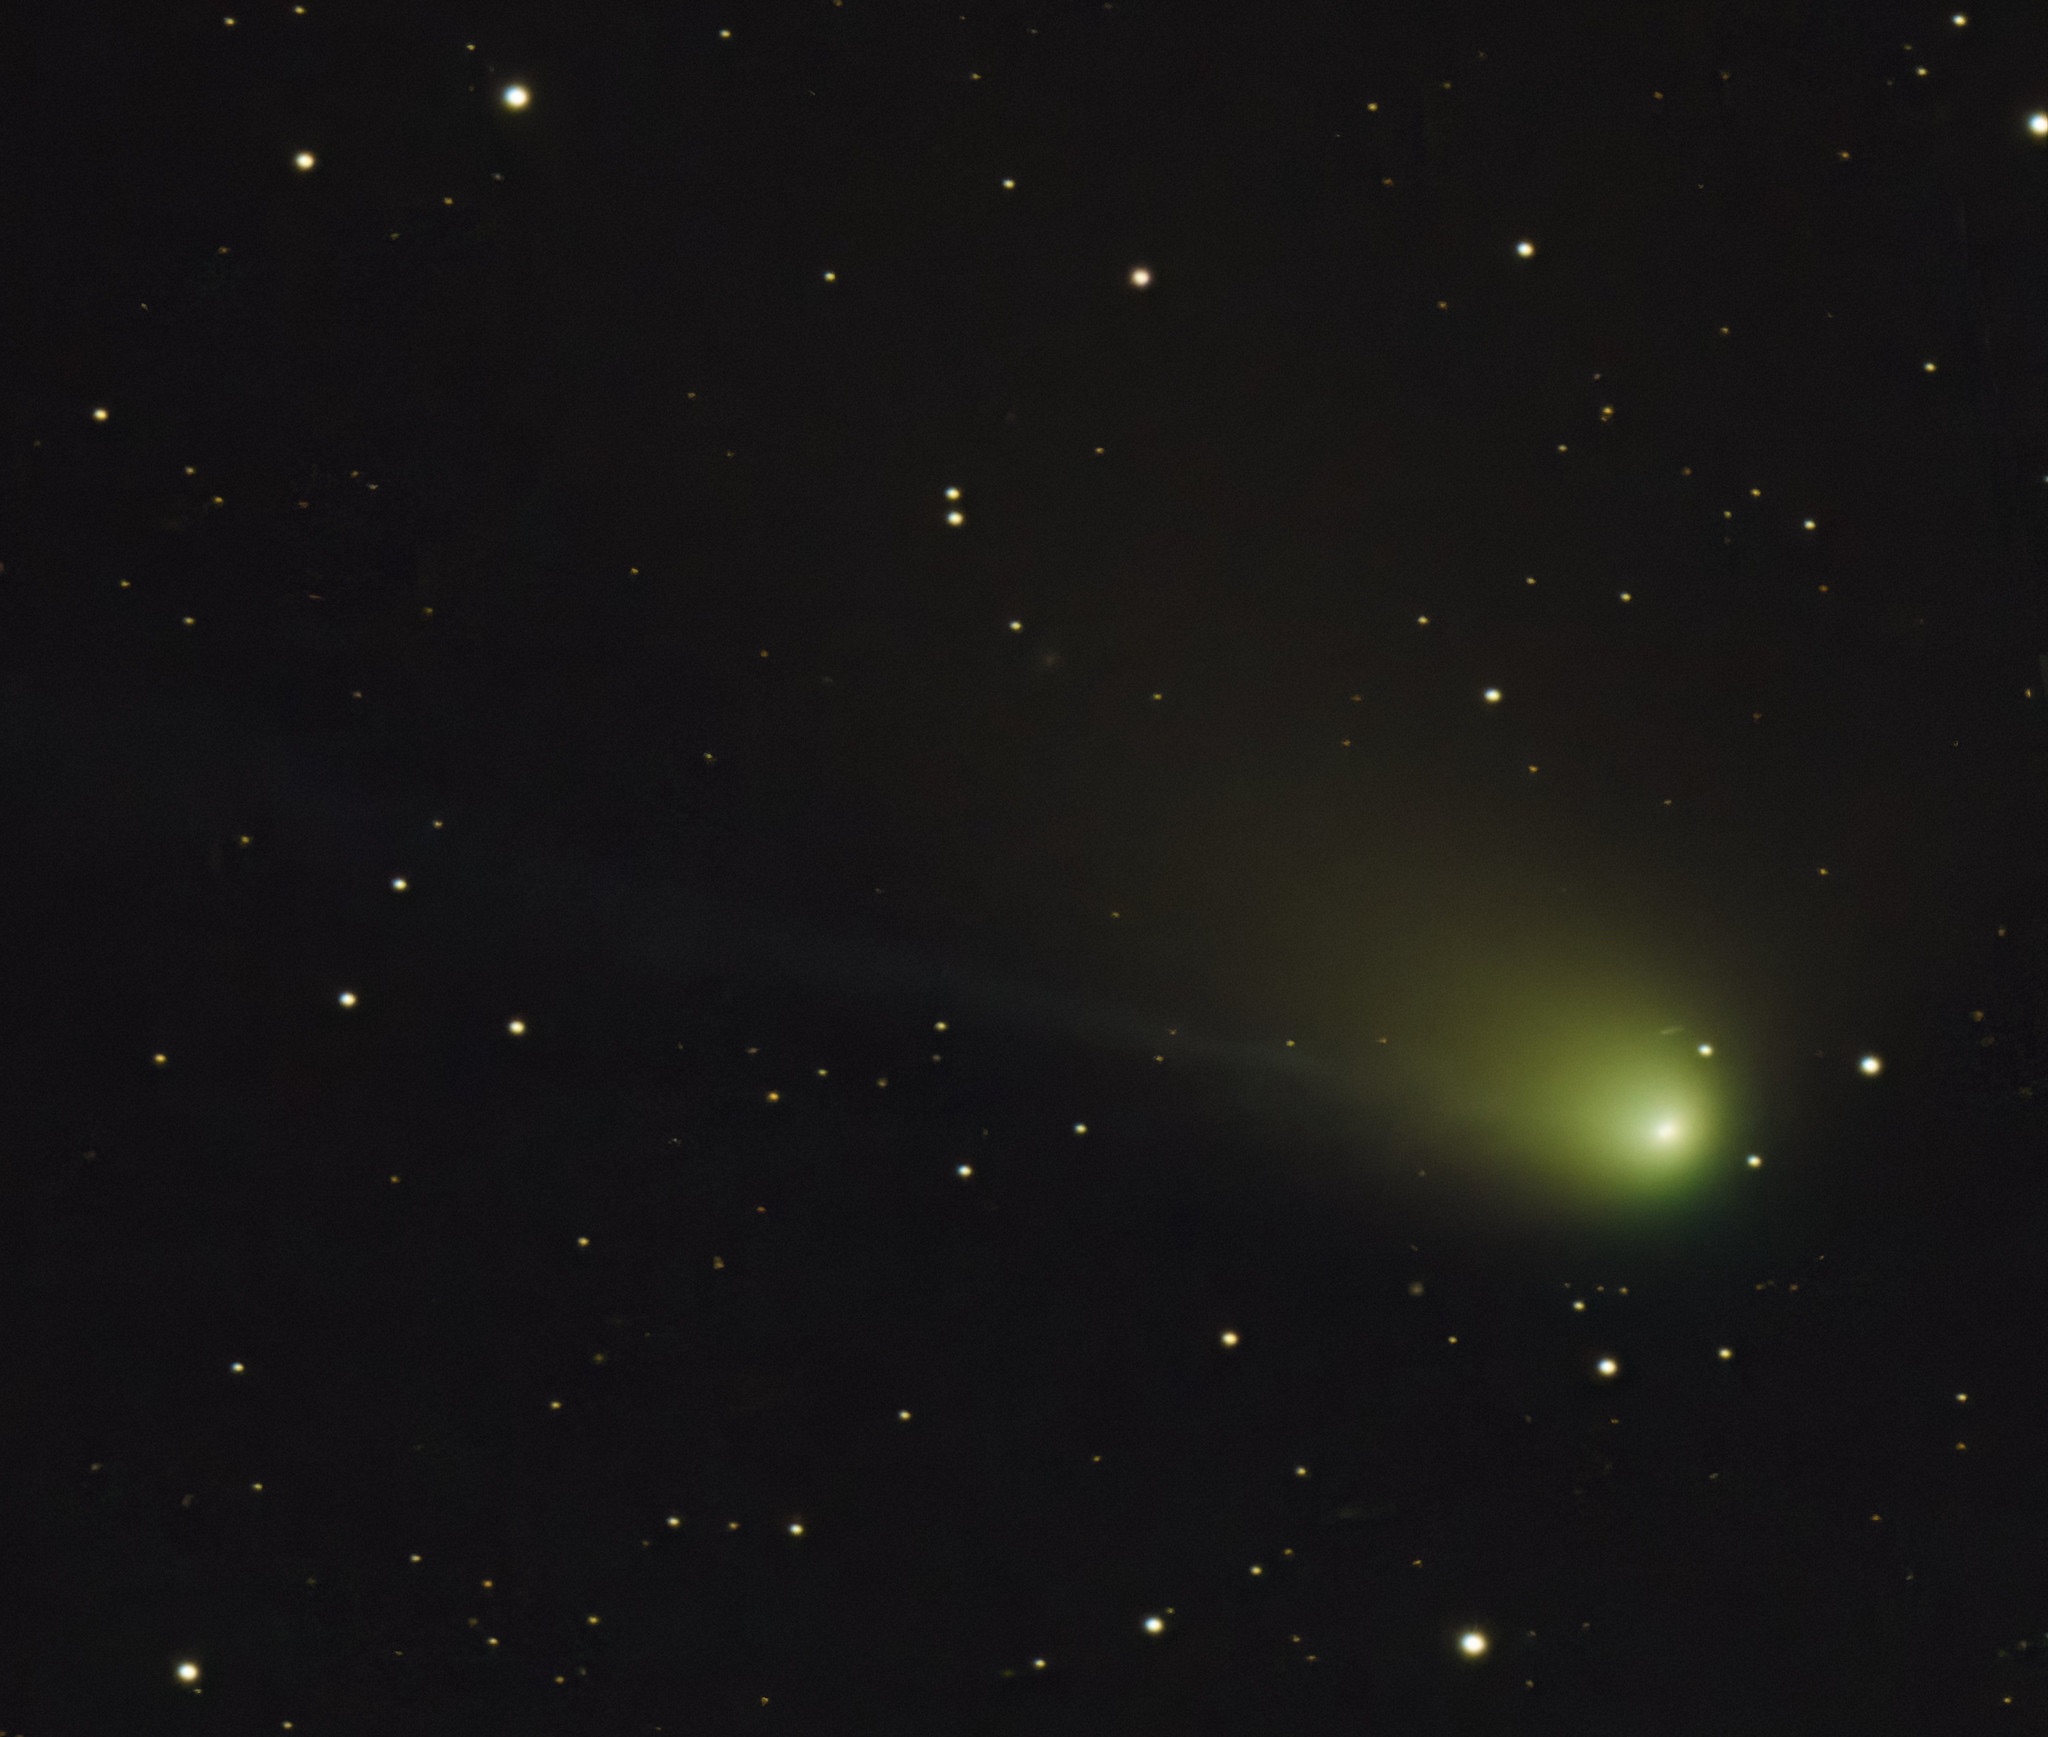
<box><xmin>1337</xmin><ymin>926</ymin><xmax>1738</xmax><ymax>1216</ymax></box>
<box><xmin>1488</xmin><ymin>1015</ymin><xmax>1725</xmax><ymax>1203</ymax></box>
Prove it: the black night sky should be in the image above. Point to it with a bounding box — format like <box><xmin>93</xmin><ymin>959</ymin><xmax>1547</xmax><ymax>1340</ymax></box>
<box><xmin>16</xmin><ymin>2</ymin><xmax>2048</xmax><ymax>1731</ymax></box>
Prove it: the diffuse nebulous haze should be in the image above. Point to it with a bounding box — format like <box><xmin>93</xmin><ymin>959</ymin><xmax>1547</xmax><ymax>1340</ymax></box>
<box><xmin>15</xmin><ymin>1</ymin><xmax>2048</xmax><ymax>1731</ymax></box>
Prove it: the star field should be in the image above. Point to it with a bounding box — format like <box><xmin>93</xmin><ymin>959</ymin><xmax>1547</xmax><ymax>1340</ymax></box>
<box><xmin>15</xmin><ymin>1</ymin><xmax>2048</xmax><ymax>1732</ymax></box>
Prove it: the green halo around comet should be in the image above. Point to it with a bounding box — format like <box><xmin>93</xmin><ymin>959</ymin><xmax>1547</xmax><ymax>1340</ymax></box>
<box><xmin>1348</xmin><ymin>1004</ymin><xmax>1738</xmax><ymax>1219</ymax></box>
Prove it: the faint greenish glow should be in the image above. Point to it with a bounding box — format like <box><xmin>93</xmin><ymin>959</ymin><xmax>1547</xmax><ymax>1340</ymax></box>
<box><xmin>1250</xmin><ymin>864</ymin><xmax>1762</xmax><ymax>1223</ymax></box>
<box><xmin>1330</xmin><ymin>990</ymin><xmax>1737</xmax><ymax>1220</ymax></box>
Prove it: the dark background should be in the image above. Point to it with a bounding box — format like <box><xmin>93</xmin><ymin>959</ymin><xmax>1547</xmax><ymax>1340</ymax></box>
<box><xmin>13</xmin><ymin>1</ymin><xmax>2048</xmax><ymax>1730</ymax></box>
